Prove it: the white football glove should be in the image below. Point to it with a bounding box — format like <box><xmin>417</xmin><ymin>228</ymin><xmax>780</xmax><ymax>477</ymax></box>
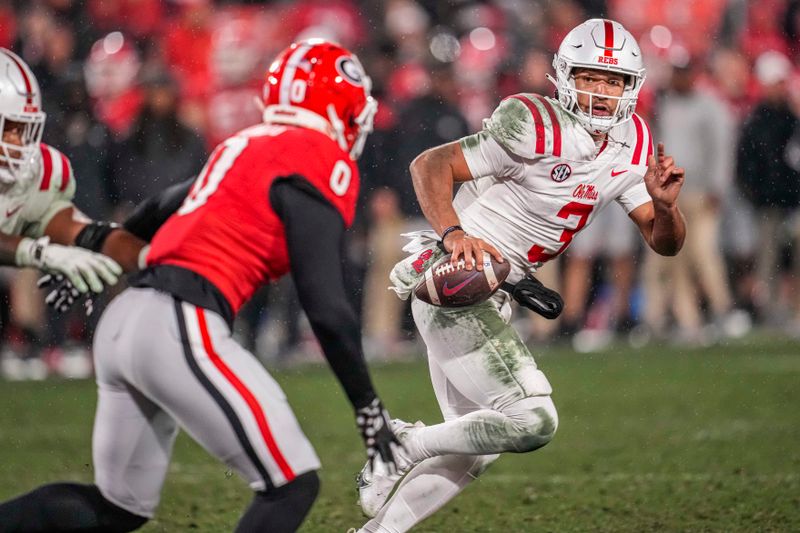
<box><xmin>16</xmin><ymin>236</ymin><xmax>122</xmax><ymax>294</ymax></box>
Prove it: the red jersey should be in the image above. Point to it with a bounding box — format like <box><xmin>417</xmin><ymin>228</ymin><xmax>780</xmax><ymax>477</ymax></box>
<box><xmin>146</xmin><ymin>124</ymin><xmax>360</xmax><ymax>313</ymax></box>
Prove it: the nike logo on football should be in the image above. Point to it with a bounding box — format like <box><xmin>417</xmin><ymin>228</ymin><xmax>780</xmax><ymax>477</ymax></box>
<box><xmin>442</xmin><ymin>272</ymin><xmax>481</xmax><ymax>296</ymax></box>
<box><xmin>610</xmin><ymin>169</ymin><xmax>628</xmax><ymax>177</ymax></box>
<box><xmin>5</xmin><ymin>204</ymin><xmax>23</xmax><ymax>217</ymax></box>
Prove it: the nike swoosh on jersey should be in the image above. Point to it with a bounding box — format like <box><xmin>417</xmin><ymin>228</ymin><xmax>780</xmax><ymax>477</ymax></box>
<box><xmin>610</xmin><ymin>169</ymin><xmax>628</xmax><ymax>177</ymax></box>
<box><xmin>5</xmin><ymin>204</ymin><xmax>23</xmax><ymax>217</ymax></box>
<box><xmin>441</xmin><ymin>271</ymin><xmax>481</xmax><ymax>296</ymax></box>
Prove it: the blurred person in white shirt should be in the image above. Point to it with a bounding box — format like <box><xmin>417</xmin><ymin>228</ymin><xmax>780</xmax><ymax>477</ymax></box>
<box><xmin>644</xmin><ymin>57</ymin><xmax>750</xmax><ymax>343</ymax></box>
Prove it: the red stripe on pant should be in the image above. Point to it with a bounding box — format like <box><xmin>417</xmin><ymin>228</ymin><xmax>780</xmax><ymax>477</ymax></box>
<box><xmin>195</xmin><ymin>307</ymin><xmax>296</xmax><ymax>482</ymax></box>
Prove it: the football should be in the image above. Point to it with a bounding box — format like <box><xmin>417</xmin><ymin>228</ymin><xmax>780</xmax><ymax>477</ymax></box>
<box><xmin>414</xmin><ymin>252</ymin><xmax>511</xmax><ymax>307</ymax></box>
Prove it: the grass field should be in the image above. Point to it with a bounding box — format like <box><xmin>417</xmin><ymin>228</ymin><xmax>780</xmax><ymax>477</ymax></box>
<box><xmin>1</xmin><ymin>336</ymin><xmax>799</xmax><ymax>532</ymax></box>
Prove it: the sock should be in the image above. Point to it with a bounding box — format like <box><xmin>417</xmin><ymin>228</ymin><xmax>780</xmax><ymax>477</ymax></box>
<box><xmin>359</xmin><ymin>454</ymin><xmax>498</xmax><ymax>533</ymax></box>
<box><xmin>0</xmin><ymin>483</ymin><xmax>148</xmax><ymax>533</ymax></box>
<box><xmin>235</xmin><ymin>471</ymin><xmax>320</xmax><ymax>533</ymax></box>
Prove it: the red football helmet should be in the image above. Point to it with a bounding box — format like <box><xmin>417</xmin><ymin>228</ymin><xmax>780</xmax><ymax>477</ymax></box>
<box><xmin>262</xmin><ymin>39</ymin><xmax>377</xmax><ymax>160</ymax></box>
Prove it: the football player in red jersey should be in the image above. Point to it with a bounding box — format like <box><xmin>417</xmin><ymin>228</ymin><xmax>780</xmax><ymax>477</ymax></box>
<box><xmin>0</xmin><ymin>40</ymin><xmax>399</xmax><ymax>533</ymax></box>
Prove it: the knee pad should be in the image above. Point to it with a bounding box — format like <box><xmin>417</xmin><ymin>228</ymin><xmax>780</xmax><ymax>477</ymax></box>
<box><xmin>501</xmin><ymin>396</ymin><xmax>559</xmax><ymax>453</ymax></box>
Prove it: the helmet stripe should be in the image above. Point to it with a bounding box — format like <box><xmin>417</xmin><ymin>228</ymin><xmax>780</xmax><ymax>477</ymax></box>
<box><xmin>1</xmin><ymin>49</ymin><xmax>35</xmax><ymax>107</ymax></box>
<box><xmin>535</xmin><ymin>96</ymin><xmax>561</xmax><ymax>157</ymax></box>
<box><xmin>509</xmin><ymin>95</ymin><xmax>545</xmax><ymax>155</ymax></box>
<box><xmin>603</xmin><ymin>20</ymin><xmax>614</xmax><ymax>57</ymax></box>
<box><xmin>278</xmin><ymin>44</ymin><xmax>312</xmax><ymax>106</ymax></box>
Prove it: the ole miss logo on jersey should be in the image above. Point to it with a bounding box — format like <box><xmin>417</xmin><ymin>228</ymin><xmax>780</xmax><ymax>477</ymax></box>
<box><xmin>572</xmin><ymin>183</ymin><xmax>599</xmax><ymax>201</ymax></box>
<box><xmin>550</xmin><ymin>163</ymin><xmax>572</xmax><ymax>182</ymax></box>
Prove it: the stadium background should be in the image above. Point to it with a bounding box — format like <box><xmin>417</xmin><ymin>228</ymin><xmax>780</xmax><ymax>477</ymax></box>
<box><xmin>0</xmin><ymin>1</ymin><xmax>799</xmax><ymax>531</ymax></box>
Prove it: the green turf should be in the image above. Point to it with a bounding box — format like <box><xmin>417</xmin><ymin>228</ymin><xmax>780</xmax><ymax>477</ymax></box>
<box><xmin>1</xmin><ymin>337</ymin><xmax>799</xmax><ymax>532</ymax></box>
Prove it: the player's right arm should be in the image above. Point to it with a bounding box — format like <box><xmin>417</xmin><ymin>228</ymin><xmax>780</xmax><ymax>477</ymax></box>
<box><xmin>0</xmin><ymin>229</ymin><xmax>120</xmax><ymax>294</ymax></box>
<box><xmin>270</xmin><ymin>176</ymin><xmax>399</xmax><ymax>471</ymax></box>
<box><xmin>410</xmin><ymin>95</ymin><xmax>548</xmax><ymax>270</ymax></box>
<box><xmin>410</xmin><ymin>141</ymin><xmax>503</xmax><ymax>270</ymax></box>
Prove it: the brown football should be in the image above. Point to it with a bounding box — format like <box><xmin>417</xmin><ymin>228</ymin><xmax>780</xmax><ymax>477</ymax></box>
<box><xmin>414</xmin><ymin>252</ymin><xmax>511</xmax><ymax>307</ymax></box>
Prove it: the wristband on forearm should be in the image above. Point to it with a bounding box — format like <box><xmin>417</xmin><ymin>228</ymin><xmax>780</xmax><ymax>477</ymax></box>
<box><xmin>15</xmin><ymin>237</ymin><xmax>49</xmax><ymax>268</ymax></box>
<box><xmin>74</xmin><ymin>221</ymin><xmax>121</xmax><ymax>252</ymax></box>
<box><xmin>440</xmin><ymin>224</ymin><xmax>464</xmax><ymax>243</ymax></box>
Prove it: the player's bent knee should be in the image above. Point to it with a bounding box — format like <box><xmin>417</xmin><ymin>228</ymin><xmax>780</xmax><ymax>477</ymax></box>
<box><xmin>467</xmin><ymin>454</ymin><xmax>500</xmax><ymax>479</ymax></box>
<box><xmin>25</xmin><ymin>483</ymin><xmax>149</xmax><ymax>532</ymax></box>
<box><xmin>503</xmin><ymin>396</ymin><xmax>559</xmax><ymax>453</ymax></box>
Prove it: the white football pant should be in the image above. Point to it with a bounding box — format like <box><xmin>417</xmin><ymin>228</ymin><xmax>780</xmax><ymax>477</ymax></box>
<box><xmin>91</xmin><ymin>288</ymin><xmax>320</xmax><ymax>517</ymax></box>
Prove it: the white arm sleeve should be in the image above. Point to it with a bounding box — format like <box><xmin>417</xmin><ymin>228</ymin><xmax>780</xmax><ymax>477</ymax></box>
<box><xmin>616</xmin><ymin>178</ymin><xmax>652</xmax><ymax>214</ymax></box>
<box><xmin>459</xmin><ymin>131</ymin><xmax>527</xmax><ymax>182</ymax></box>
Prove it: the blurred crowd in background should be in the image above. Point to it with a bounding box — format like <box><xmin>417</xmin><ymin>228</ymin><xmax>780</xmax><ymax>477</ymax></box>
<box><xmin>1</xmin><ymin>0</ymin><xmax>800</xmax><ymax>379</ymax></box>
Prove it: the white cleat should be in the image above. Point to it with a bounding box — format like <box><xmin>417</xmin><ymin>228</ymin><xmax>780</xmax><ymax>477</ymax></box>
<box><xmin>356</xmin><ymin>419</ymin><xmax>422</xmax><ymax>518</ymax></box>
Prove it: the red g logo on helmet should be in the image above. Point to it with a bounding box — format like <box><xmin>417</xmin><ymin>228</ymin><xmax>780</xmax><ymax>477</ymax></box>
<box><xmin>335</xmin><ymin>57</ymin><xmax>365</xmax><ymax>86</ymax></box>
<box><xmin>261</xmin><ymin>40</ymin><xmax>377</xmax><ymax>160</ymax></box>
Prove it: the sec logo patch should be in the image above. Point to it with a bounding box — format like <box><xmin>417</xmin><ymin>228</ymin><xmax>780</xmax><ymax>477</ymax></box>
<box><xmin>550</xmin><ymin>163</ymin><xmax>572</xmax><ymax>182</ymax></box>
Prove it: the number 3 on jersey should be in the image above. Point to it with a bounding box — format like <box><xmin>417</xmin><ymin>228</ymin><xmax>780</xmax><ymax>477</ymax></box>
<box><xmin>527</xmin><ymin>201</ymin><xmax>594</xmax><ymax>263</ymax></box>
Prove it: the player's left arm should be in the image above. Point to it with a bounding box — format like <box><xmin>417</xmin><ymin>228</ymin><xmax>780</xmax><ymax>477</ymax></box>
<box><xmin>629</xmin><ymin>142</ymin><xmax>686</xmax><ymax>256</ymax></box>
<box><xmin>271</xmin><ymin>175</ymin><xmax>400</xmax><ymax>471</ymax></box>
<box><xmin>39</xmin><ymin>177</ymin><xmax>194</xmax><ymax>313</ymax></box>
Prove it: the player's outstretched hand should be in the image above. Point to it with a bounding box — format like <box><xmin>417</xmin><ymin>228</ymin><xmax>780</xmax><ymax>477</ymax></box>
<box><xmin>17</xmin><ymin>237</ymin><xmax>122</xmax><ymax>293</ymax></box>
<box><xmin>443</xmin><ymin>229</ymin><xmax>503</xmax><ymax>272</ymax></box>
<box><xmin>38</xmin><ymin>274</ymin><xmax>94</xmax><ymax>316</ymax></box>
<box><xmin>355</xmin><ymin>397</ymin><xmax>401</xmax><ymax>475</ymax></box>
<box><xmin>644</xmin><ymin>142</ymin><xmax>685</xmax><ymax>207</ymax></box>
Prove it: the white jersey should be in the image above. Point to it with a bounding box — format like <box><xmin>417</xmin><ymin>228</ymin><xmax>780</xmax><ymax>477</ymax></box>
<box><xmin>0</xmin><ymin>143</ymin><xmax>76</xmax><ymax>238</ymax></box>
<box><xmin>457</xmin><ymin>93</ymin><xmax>653</xmax><ymax>283</ymax></box>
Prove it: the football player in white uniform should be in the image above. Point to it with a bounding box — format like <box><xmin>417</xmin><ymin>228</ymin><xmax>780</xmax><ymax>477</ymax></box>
<box><xmin>355</xmin><ymin>19</ymin><xmax>686</xmax><ymax>531</ymax></box>
<box><xmin>0</xmin><ymin>48</ymin><xmax>146</xmax><ymax>298</ymax></box>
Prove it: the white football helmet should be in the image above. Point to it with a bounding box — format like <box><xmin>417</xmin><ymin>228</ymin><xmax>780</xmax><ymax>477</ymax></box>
<box><xmin>550</xmin><ymin>19</ymin><xmax>646</xmax><ymax>134</ymax></box>
<box><xmin>0</xmin><ymin>48</ymin><xmax>45</xmax><ymax>185</ymax></box>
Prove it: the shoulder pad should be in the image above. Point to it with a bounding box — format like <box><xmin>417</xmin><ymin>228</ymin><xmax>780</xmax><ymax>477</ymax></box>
<box><xmin>484</xmin><ymin>94</ymin><xmax>592</xmax><ymax>160</ymax></box>
<box><xmin>613</xmin><ymin>114</ymin><xmax>653</xmax><ymax>167</ymax></box>
<box><xmin>37</xmin><ymin>144</ymin><xmax>75</xmax><ymax>198</ymax></box>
